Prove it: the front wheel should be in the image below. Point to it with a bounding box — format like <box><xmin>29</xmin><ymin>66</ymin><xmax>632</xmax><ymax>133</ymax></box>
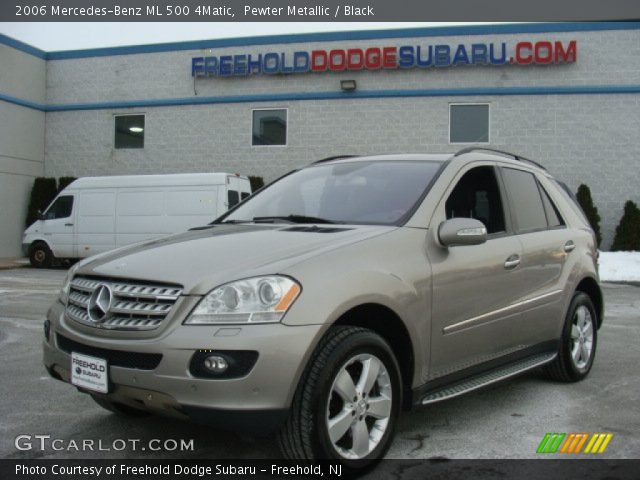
<box><xmin>29</xmin><ymin>242</ymin><xmax>53</xmax><ymax>268</ymax></box>
<box><xmin>543</xmin><ymin>292</ymin><xmax>598</xmax><ymax>382</ymax></box>
<box><xmin>278</xmin><ymin>326</ymin><xmax>402</xmax><ymax>471</ymax></box>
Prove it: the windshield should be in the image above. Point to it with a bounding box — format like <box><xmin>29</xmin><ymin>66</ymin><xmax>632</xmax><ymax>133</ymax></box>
<box><xmin>220</xmin><ymin>160</ymin><xmax>443</xmax><ymax>225</ymax></box>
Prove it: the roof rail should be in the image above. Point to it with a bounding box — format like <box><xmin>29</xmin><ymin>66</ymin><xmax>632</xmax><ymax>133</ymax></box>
<box><xmin>313</xmin><ymin>155</ymin><xmax>358</xmax><ymax>164</ymax></box>
<box><xmin>454</xmin><ymin>147</ymin><xmax>547</xmax><ymax>171</ymax></box>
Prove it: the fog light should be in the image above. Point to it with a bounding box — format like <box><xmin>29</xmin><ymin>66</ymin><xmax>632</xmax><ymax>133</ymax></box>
<box><xmin>44</xmin><ymin>319</ymin><xmax>51</xmax><ymax>341</ymax></box>
<box><xmin>203</xmin><ymin>355</ymin><xmax>228</xmax><ymax>373</ymax></box>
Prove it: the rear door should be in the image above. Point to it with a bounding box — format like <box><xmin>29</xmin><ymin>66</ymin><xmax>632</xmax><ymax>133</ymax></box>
<box><xmin>428</xmin><ymin>163</ymin><xmax>528</xmax><ymax>378</ymax></box>
<box><xmin>500</xmin><ymin>166</ymin><xmax>570</xmax><ymax>344</ymax></box>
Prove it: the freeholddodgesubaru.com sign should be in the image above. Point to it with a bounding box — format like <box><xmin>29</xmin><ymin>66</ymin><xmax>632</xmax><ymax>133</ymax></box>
<box><xmin>192</xmin><ymin>40</ymin><xmax>577</xmax><ymax>77</ymax></box>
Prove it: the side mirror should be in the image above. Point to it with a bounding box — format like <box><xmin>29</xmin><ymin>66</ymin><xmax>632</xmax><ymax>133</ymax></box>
<box><xmin>438</xmin><ymin>218</ymin><xmax>487</xmax><ymax>247</ymax></box>
<box><xmin>37</xmin><ymin>210</ymin><xmax>45</xmax><ymax>221</ymax></box>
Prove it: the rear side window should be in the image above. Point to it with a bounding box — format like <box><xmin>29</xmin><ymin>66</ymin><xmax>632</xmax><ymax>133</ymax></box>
<box><xmin>539</xmin><ymin>185</ymin><xmax>565</xmax><ymax>228</ymax></box>
<box><xmin>45</xmin><ymin>195</ymin><xmax>73</xmax><ymax>220</ymax></box>
<box><xmin>228</xmin><ymin>190</ymin><xmax>240</xmax><ymax>208</ymax></box>
<box><xmin>502</xmin><ymin>168</ymin><xmax>547</xmax><ymax>232</ymax></box>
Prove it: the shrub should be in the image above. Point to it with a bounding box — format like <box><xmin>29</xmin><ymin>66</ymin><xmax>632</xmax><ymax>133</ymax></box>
<box><xmin>576</xmin><ymin>184</ymin><xmax>602</xmax><ymax>247</ymax></box>
<box><xmin>57</xmin><ymin>176</ymin><xmax>77</xmax><ymax>193</ymax></box>
<box><xmin>611</xmin><ymin>201</ymin><xmax>640</xmax><ymax>251</ymax></box>
<box><xmin>25</xmin><ymin>177</ymin><xmax>58</xmax><ymax>227</ymax></box>
<box><xmin>248</xmin><ymin>175</ymin><xmax>265</xmax><ymax>193</ymax></box>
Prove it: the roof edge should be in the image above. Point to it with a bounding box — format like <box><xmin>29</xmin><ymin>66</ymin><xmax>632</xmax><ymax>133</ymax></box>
<box><xmin>1</xmin><ymin>22</ymin><xmax>640</xmax><ymax>61</ymax></box>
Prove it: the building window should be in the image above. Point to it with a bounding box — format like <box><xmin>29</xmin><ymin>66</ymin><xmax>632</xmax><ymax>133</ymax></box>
<box><xmin>449</xmin><ymin>104</ymin><xmax>490</xmax><ymax>144</ymax></box>
<box><xmin>252</xmin><ymin>109</ymin><xmax>287</xmax><ymax>146</ymax></box>
<box><xmin>115</xmin><ymin>114</ymin><xmax>145</xmax><ymax>149</ymax></box>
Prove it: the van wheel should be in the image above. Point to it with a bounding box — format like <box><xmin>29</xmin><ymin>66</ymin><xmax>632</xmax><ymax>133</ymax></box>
<box><xmin>91</xmin><ymin>395</ymin><xmax>150</xmax><ymax>417</ymax></box>
<box><xmin>29</xmin><ymin>242</ymin><xmax>53</xmax><ymax>268</ymax></box>
<box><xmin>543</xmin><ymin>292</ymin><xmax>598</xmax><ymax>382</ymax></box>
<box><xmin>277</xmin><ymin>326</ymin><xmax>402</xmax><ymax>472</ymax></box>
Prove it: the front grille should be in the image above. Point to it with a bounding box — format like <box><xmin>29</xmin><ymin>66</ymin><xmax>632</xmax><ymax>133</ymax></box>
<box><xmin>66</xmin><ymin>276</ymin><xmax>183</xmax><ymax>331</ymax></box>
<box><xmin>57</xmin><ymin>334</ymin><xmax>162</xmax><ymax>370</ymax></box>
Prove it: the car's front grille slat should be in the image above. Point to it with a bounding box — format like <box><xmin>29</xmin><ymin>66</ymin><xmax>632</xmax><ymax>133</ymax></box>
<box><xmin>66</xmin><ymin>276</ymin><xmax>183</xmax><ymax>331</ymax></box>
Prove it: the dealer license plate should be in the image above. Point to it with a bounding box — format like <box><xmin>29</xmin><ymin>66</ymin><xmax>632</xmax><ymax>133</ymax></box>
<box><xmin>71</xmin><ymin>352</ymin><xmax>108</xmax><ymax>393</ymax></box>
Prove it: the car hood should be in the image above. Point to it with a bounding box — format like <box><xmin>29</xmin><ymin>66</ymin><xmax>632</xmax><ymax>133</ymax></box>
<box><xmin>76</xmin><ymin>223</ymin><xmax>395</xmax><ymax>294</ymax></box>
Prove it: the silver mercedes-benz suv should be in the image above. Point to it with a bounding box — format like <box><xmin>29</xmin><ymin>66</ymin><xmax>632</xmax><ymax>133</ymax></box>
<box><xmin>43</xmin><ymin>148</ymin><xmax>602</xmax><ymax>470</ymax></box>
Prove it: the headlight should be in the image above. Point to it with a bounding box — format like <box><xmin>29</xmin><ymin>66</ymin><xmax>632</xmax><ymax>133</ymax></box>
<box><xmin>185</xmin><ymin>276</ymin><xmax>301</xmax><ymax>325</ymax></box>
<box><xmin>59</xmin><ymin>263</ymin><xmax>80</xmax><ymax>305</ymax></box>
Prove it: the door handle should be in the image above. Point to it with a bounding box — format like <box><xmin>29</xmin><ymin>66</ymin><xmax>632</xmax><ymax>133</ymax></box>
<box><xmin>564</xmin><ymin>240</ymin><xmax>576</xmax><ymax>253</ymax></box>
<box><xmin>65</xmin><ymin>223</ymin><xmax>74</xmax><ymax>227</ymax></box>
<box><xmin>504</xmin><ymin>254</ymin><xmax>521</xmax><ymax>270</ymax></box>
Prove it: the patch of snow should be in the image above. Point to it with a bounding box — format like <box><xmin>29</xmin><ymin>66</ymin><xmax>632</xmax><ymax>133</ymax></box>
<box><xmin>599</xmin><ymin>251</ymin><xmax>640</xmax><ymax>282</ymax></box>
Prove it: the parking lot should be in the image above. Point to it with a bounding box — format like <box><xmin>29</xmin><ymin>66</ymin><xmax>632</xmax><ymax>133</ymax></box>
<box><xmin>0</xmin><ymin>267</ymin><xmax>638</xmax><ymax>461</ymax></box>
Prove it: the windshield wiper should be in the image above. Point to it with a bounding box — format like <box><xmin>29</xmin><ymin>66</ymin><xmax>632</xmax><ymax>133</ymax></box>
<box><xmin>216</xmin><ymin>219</ymin><xmax>253</xmax><ymax>224</ymax></box>
<box><xmin>253</xmin><ymin>215</ymin><xmax>339</xmax><ymax>224</ymax></box>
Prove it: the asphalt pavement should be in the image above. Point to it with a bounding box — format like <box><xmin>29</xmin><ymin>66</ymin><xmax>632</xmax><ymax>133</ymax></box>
<box><xmin>0</xmin><ymin>267</ymin><xmax>638</xmax><ymax>461</ymax></box>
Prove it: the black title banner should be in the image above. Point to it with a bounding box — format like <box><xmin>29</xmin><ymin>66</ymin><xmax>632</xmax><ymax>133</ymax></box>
<box><xmin>2</xmin><ymin>459</ymin><xmax>640</xmax><ymax>480</ymax></box>
<box><xmin>3</xmin><ymin>0</ymin><xmax>640</xmax><ymax>22</ymax></box>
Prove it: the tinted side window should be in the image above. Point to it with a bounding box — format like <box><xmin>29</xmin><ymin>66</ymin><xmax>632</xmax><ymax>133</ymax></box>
<box><xmin>228</xmin><ymin>190</ymin><xmax>240</xmax><ymax>208</ymax></box>
<box><xmin>241</xmin><ymin>192</ymin><xmax>250</xmax><ymax>201</ymax></box>
<box><xmin>502</xmin><ymin>168</ymin><xmax>547</xmax><ymax>232</ymax></box>
<box><xmin>539</xmin><ymin>184</ymin><xmax>564</xmax><ymax>228</ymax></box>
<box><xmin>45</xmin><ymin>195</ymin><xmax>74</xmax><ymax>220</ymax></box>
<box><xmin>445</xmin><ymin>166</ymin><xmax>506</xmax><ymax>234</ymax></box>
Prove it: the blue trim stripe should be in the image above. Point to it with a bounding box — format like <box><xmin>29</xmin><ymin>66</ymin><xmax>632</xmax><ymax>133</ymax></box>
<box><xmin>0</xmin><ymin>92</ymin><xmax>46</xmax><ymax>111</ymax></box>
<box><xmin>3</xmin><ymin>85</ymin><xmax>640</xmax><ymax>113</ymax></box>
<box><xmin>1</xmin><ymin>22</ymin><xmax>640</xmax><ymax>61</ymax></box>
<box><xmin>0</xmin><ymin>34</ymin><xmax>47</xmax><ymax>59</ymax></box>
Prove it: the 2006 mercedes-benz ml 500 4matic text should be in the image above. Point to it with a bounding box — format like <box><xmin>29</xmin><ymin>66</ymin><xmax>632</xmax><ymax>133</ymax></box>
<box><xmin>44</xmin><ymin>148</ymin><xmax>603</xmax><ymax>470</ymax></box>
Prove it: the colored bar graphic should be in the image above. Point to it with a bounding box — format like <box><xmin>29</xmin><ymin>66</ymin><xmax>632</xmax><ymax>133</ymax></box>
<box><xmin>537</xmin><ymin>433</ymin><xmax>566</xmax><ymax>453</ymax></box>
<box><xmin>539</xmin><ymin>433</ymin><xmax>613</xmax><ymax>454</ymax></box>
<box><xmin>584</xmin><ymin>433</ymin><xmax>614</xmax><ymax>454</ymax></box>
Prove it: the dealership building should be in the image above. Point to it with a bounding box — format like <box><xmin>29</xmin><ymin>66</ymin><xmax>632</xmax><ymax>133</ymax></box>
<box><xmin>1</xmin><ymin>22</ymin><xmax>639</xmax><ymax>257</ymax></box>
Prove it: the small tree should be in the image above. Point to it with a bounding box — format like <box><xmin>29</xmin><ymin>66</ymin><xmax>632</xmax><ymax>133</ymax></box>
<box><xmin>57</xmin><ymin>176</ymin><xmax>77</xmax><ymax>192</ymax></box>
<box><xmin>611</xmin><ymin>201</ymin><xmax>640</xmax><ymax>251</ymax></box>
<box><xmin>25</xmin><ymin>177</ymin><xmax>58</xmax><ymax>227</ymax></box>
<box><xmin>576</xmin><ymin>184</ymin><xmax>602</xmax><ymax>247</ymax></box>
<box><xmin>249</xmin><ymin>175</ymin><xmax>265</xmax><ymax>193</ymax></box>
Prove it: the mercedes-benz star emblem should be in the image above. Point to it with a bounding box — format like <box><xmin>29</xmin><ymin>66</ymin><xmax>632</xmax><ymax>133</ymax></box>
<box><xmin>87</xmin><ymin>284</ymin><xmax>113</xmax><ymax>323</ymax></box>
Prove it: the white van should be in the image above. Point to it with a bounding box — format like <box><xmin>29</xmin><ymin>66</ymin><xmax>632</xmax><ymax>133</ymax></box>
<box><xmin>23</xmin><ymin>173</ymin><xmax>251</xmax><ymax>267</ymax></box>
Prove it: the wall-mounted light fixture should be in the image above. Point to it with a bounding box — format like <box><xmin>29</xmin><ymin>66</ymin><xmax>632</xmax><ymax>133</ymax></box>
<box><xmin>340</xmin><ymin>80</ymin><xmax>357</xmax><ymax>91</ymax></box>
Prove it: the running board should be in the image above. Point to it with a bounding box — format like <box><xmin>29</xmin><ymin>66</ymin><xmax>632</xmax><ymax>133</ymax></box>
<box><xmin>420</xmin><ymin>352</ymin><xmax>557</xmax><ymax>405</ymax></box>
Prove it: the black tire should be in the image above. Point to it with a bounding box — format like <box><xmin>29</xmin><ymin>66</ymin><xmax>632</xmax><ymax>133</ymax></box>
<box><xmin>29</xmin><ymin>242</ymin><xmax>53</xmax><ymax>268</ymax></box>
<box><xmin>543</xmin><ymin>292</ymin><xmax>598</xmax><ymax>382</ymax></box>
<box><xmin>277</xmin><ymin>326</ymin><xmax>402</xmax><ymax>472</ymax></box>
<box><xmin>91</xmin><ymin>395</ymin><xmax>150</xmax><ymax>417</ymax></box>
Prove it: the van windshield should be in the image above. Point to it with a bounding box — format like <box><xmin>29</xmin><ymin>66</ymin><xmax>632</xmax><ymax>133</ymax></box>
<box><xmin>220</xmin><ymin>160</ymin><xmax>442</xmax><ymax>226</ymax></box>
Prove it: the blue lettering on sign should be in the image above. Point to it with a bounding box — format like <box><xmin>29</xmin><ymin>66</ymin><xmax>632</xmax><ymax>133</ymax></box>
<box><xmin>453</xmin><ymin>45</ymin><xmax>470</xmax><ymax>65</ymax></box>
<box><xmin>416</xmin><ymin>46</ymin><xmax>433</xmax><ymax>67</ymax></box>
<box><xmin>471</xmin><ymin>44</ymin><xmax>488</xmax><ymax>65</ymax></box>
<box><xmin>490</xmin><ymin>43</ymin><xmax>507</xmax><ymax>65</ymax></box>
<box><xmin>398</xmin><ymin>46</ymin><xmax>415</xmax><ymax>68</ymax></box>
<box><xmin>434</xmin><ymin>45</ymin><xmax>450</xmax><ymax>67</ymax></box>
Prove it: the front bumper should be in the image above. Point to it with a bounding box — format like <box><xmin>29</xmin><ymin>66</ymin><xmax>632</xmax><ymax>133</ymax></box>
<box><xmin>43</xmin><ymin>301</ymin><xmax>326</xmax><ymax>430</ymax></box>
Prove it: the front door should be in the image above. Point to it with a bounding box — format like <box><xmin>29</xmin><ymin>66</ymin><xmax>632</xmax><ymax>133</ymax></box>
<box><xmin>427</xmin><ymin>164</ymin><xmax>528</xmax><ymax>379</ymax></box>
<box><xmin>41</xmin><ymin>194</ymin><xmax>76</xmax><ymax>257</ymax></box>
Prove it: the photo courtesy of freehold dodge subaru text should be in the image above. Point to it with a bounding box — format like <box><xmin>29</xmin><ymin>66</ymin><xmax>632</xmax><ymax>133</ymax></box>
<box><xmin>43</xmin><ymin>150</ymin><xmax>603</xmax><ymax>471</ymax></box>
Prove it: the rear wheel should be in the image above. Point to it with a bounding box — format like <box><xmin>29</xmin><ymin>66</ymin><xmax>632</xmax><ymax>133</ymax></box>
<box><xmin>278</xmin><ymin>326</ymin><xmax>402</xmax><ymax>472</ymax></box>
<box><xmin>543</xmin><ymin>292</ymin><xmax>598</xmax><ymax>382</ymax></box>
<box><xmin>29</xmin><ymin>242</ymin><xmax>53</xmax><ymax>268</ymax></box>
<box><xmin>91</xmin><ymin>395</ymin><xmax>150</xmax><ymax>417</ymax></box>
